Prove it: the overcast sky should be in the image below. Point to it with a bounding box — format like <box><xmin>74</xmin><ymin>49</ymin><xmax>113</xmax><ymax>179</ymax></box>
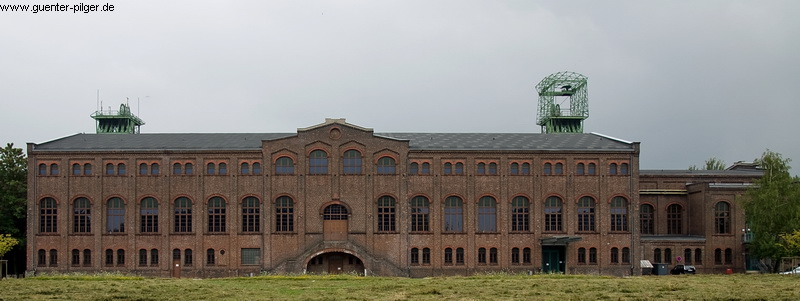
<box><xmin>1</xmin><ymin>0</ymin><xmax>798</xmax><ymax>173</ymax></box>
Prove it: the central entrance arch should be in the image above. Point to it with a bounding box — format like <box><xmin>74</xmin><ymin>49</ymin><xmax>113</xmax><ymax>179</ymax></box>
<box><xmin>323</xmin><ymin>203</ymin><xmax>349</xmax><ymax>241</ymax></box>
<box><xmin>306</xmin><ymin>252</ymin><xmax>364</xmax><ymax>274</ymax></box>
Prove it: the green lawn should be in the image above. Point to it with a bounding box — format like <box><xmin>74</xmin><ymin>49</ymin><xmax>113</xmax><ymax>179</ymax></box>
<box><xmin>0</xmin><ymin>273</ymin><xmax>797</xmax><ymax>300</ymax></box>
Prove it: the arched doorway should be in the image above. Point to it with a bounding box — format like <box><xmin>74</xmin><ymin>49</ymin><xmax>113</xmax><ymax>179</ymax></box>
<box><xmin>323</xmin><ymin>204</ymin><xmax>349</xmax><ymax>241</ymax></box>
<box><xmin>306</xmin><ymin>252</ymin><xmax>364</xmax><ymax>275</ymax></box>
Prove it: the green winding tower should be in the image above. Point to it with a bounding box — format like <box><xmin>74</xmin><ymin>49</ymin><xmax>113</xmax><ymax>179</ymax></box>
<box><xmin>91</xmin><ymin>103</ymin><xmax>144</xmax><ymax>134</ymax></box>
<box><xmin>536</xmin><ymin>71</ymin><xmax>588</xmax><ymax>133</ymax></box>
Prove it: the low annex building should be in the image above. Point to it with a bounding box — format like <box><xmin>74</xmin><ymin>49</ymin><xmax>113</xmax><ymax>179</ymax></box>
<box><xmin>26</xmin><ymin>118</ymin><xmax>761</xmax><ymax>277</ymax></box>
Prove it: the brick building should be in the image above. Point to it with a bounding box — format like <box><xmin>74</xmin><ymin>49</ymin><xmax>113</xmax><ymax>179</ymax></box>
<box><xmin>26</xmin><ymin>118</ymin><xmax>761</xmax><ymax>277</ymax></box>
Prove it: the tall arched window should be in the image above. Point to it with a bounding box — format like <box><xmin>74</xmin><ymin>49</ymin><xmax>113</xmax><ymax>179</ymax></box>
<box><xmin>252</xmin><ymin>162</ymin><xmax>262</xmax><ymax>174</ymax></box>
<box><xmin>667</xmin><ymin>204</ymin><xmax>683</xmax><ymax>234</ymax></box>
<box><xmin>410</xmin><ymin>196</ymin><xmax>430</xmax><ymax>232</ymax></box>
<box><xmin>409</xmin><ymin>162</ymin><xmax>419</xmax><ymax>175</ymax></box>
<box><xmin>694</xmin><ymin>248</ymin><xmax>702</xmax><ymax>265</ymax></box>
<box><xmin>510</xmin><ymin>163</ymin><xmax>519</xmax><ymax>175</ymax></box>
<box><xmin>242</xmin><ymin>162</ymin><xmax>251</xmax><ymax>174</ymax></box>
<box><xmin>74</xmin><ymin>163</ymin><xmax>82</xmax><ymax>175</ymax></box>
<box><xmin>523</xmin><ymin>247</ymin><xmax>532</xmax><ymax>264</ymax></box>
<box><xmin>39</xmin><ymin>197</ymin><xmax>58</xmax><ymax>233</ymax></box>
<box><xmin>443</xmin><ymin>162</ymin><xmax>452</xmax><ymax>175</ymax></box>
<box><xmin>578</xmin><ymin>248</ymin><xmax>586</xmax><ymax>264</ymax></box>
<box><xmin>343</xmin><ymin>150</ymin><xmax>362</xmax><ymax>175</ymax></box>
<box><xmin>410</xmin><ymin>248</ymin><xmax>419</xmax><ymax>265</ymax></box>
<box><xmin>73</xmin><ymin>197</ymin><xmax>91</xmax><ymax>233</ymax></box>
<box><xmin>610</xmin><ymin>196</ymin><xmax>629</xmax><ymax>232</ymax></box>
<box><xmin>476</xmin><ymin>163</ymin><xmax>486</xmax><ymax>175</ymax></box>
<box><xmin>275</xmin><ymin>196</ymin><xmax>294</xmax><ymax>232</ymax></box>
<box><xmin>173</xmin><ymin>163</ymin><xmax>182</xmax><ymax>175</ymax></box>
<box><xmin>477</xmin><ymin>196</ymin><xmax>497</xmax><ymax>232</ymax></box>
<box><xmin>106</xmin><ymin>163</ymin><xmax>115</xmax><ymax>175</ymax></box>
<box><xmin>488</xmin><ymin>163</ymin><xmax>497</xmax><ymax>175</ymax></box>
<box><xmin>174</xmin><ymin>197</ymin><xmax>192</xmax><ymax>233</ymax></box>
<box><xmin>207</xmin><ymin>197</ymin><xmax>226</xmax><ymax>233</ymax></box>
<box><xmin>185</xmin><ymin>163</ymin><xmax>194</xmax><ymax>175</ymax></box>
<box><xmin>84</xmin><ymin>163</ymin><xmax>92</xmax><ymax>175</ymax></box>
<box><xmin>377</xmin><ymin>196</ymin><xmax>396</xmax><ymax>232</ymax></box>
<box><xmin>376</xmin><ymin>157</ymin><xmax>396</xmax><ymax>175</ymax></box>
<box><xmin>83</xmin><ymin>249</ymin><xmax>91</xmax><ymax>266</ymax></box>
<box><xmin>511</xmin><ymin>196</ymin><xmax>530</xmax><ymax>232</ymax></box>
<box><xmin>455</xmin><ymin>162</ymin><xmax>464</xmax><ymax>175</ymax></box>
<box><xmin>640</xmin><ymin>204</ymin><xmax>654</xmax><ymax>235</ymax></box>
<box><xmin>577</xmin><ymin>196</ymin><xmax>596</xmax><ymax>232</ymax></box>
<box><xmin>151</xmin><ymin>249</ymin><xmax>159</xmax><ymax>266</ymax></box>
<box><xmin>139</xmin><ymin>249</ymin><xmax>148</xmax><ymax>266</ymax></box>
<box><xmin>622</xmin><ymin>247</ymin><xmax>630</xmax><ymax>264</ymax></box>
<box><xmin>489</xmin><ymin>247</ymin><xmax>498</xmax><ymax>265</ymax></box>
<box><xmin>38</xmin><ymin>163</ymin><xmax>47</xmax><ymax>176</ymax></box>
<box><xmin>714</xmin><ymin>201</ymin><xmax>731</xmax><ymax>234</ymax></box>
<box><xmin>421</xmin><ymin>162</ymin><xmax>430</xmax><ymax>175</ymax></box>
<box><xmin>611</xmin><ymin>247</ymin><xmax>619</xmax><ymax>264</ymax></box>
<box><xmin>512</xmin><ymin>248</ymin><xmax>521</xmax><ymax>264</ymax></box>
<box><xmin>275</xmin><ymin>157</ymin><xmax>294</xmax><ymax>175</ymax></box>
<box><xmin>444</xmin><ymin>196</ymin><xmax>463</xmax><ymax>232</ymax></box>
<box><xmin>576</xmin><ymin>163</ymin><xmax>585</xmax><ymax>175</ymax></box>
<box><xmin>106</xmin><ymin>197</ymin><xmax>125</xmax><ymax>233</ymax></box>
<box><xmin>588</xmin><ymin>163</ymin><xmax>596</xmax><ymax>175</ymax></box>
<box><xmin>38</xmin><ymin>249</ymin><xmax>46</xmax><ymax>266</ymax></box>
<box><xmin>151</xmin><ymin>163</ymin><xmax>159</xmax><ymax>175</ymax></box>
<box><xmin>207</xmin><ymin>248</ymin><xmax>216</xmax><ymax>265</ymax></box>
<box><xmin>218</xmin><ymin>163</ymin><xmax>228</xmax><ymax>175</ymax></box>
<box><xmin>544</xmin><ymin>196</ymin><xmax>563</xmax><ymax>232</ymax></box>
<box><xmin>140</xmin><ymin>197</ymin><xmax>158</xmax><ymax>233</ymax></box>
<box><xmin>242</xmin><ymin>196</ymin><xmax>260</xmax><ymax>232</ymax></box>
<box><xmin>117</xmin><ymin>163</ymin><xmax>126</xmax><ymax>175</ymax></box>
<box><xmin>543</xmin><ymin>163</ymin><xmax>552</xmax><ymax>175</ymax></box>
<box><xmin>139</xmin><ymin>163</ymin><xmax>148</xmax><ymax>175</ymax></box>
<box><xmin>620</xmin><ymin>163</ymin><xmax>629</xmax><ymax>175</ymax></box>
<box><xmin>554</xmin><ymin>163</ymin><xmax>564</xmax><ymax>175</ymax></box>
<box><xmin>609</xmin><ymin>163</ymin><xmax>618</xmax><ymax>175</ymax></box>
<box><xmin>444</xmin><ymin>248</ymin><xmax>453</xmax><ymax>265</ymax></box>
<box><xmin>309</xmin><ymin>150</ymin><xmax>328</xmax><ymax>174</ymax></box>
<box><xmin>665</xmin><ymin>248</ymin><xmax>672</xmax><ymax>264</ymax></box>
<box><xmin>206</xmin><ymin>162</ymin><xmax>216</xmax><ymax>175</ymax></box>
<box><xmin>456</xmin><ymin>248</ymin><xmax>465</xmax><ymax>265</ymax></box>
<box><xmin>654</xmin><ymin>248</ymin><xmax>662</xmax><ymax>263</ymax></box>
<box><xmin>49</xmin><ymin>249</ymin><xmax>58</xmax><ymax>266</ymax></box>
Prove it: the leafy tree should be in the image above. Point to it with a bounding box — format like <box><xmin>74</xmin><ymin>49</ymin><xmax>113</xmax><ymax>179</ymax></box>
<box><xmin>778</xmin><ymin>230</ymin><xmax>800</xmax><ymax>257</ymax></box>
<box><xmin>0</xmin><ymin>234</ymin><xmax>19</xmax><ymax>258</ymax></box>
<box><xmin>689</xmin><ymin>157</ymin><xmax>726</xmax><ymax>171</ymax></box>
<box><xmin>0</xmin><ymin>143</ymin><xmax>27</xmax><ymax>238</ymax></box>
<box><xmin>741</xmin><ymin>150</ymin><xmax>800</xmax><ymax>272</ymax></box>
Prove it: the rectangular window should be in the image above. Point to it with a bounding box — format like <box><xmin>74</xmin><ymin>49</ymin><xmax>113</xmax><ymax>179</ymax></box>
<box><xmin>241</xmin><ymin>248</ymin><xmax>261</xmax><ymax>265</ymax></box>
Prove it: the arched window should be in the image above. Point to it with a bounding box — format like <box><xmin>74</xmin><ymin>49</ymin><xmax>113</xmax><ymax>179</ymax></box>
<box><xmin>49</xmin><ymin>249</ymin><xmax>58</xmax><ymax>266</ymax></box>
<box><xmin>50</xmin><ymin>163</ymin><xmax>59</xmax><ymax>175</ymax></box>
<box><xmin>421</xmin><ymin>162</ymin><xmax>430</xmax><ymax>175</ymax></box>
<box><xmin>117</xmin><ymin>163</ymin><xmax>126</xmax><ymax>175</ymax></box>
<box><xmin>173</xmin><ymin>249</ymin><xmax>181</xmax><ymax>263</ymax></box>
<box><xmin>511</xmin><ymin>196</ymin><xmax>530</xmax><ymax>232</ymax></box>
<box><xmin>73</xmin><ymin>197</ymin><xmax>91</xmax><ymax>233</ymax></box>
<box><xmin>715</xmin><ymin>248</ymin><xmax>722</xmax><ymax>264</ymax></box>
<box><xmin>478</xmin><ymin>247</ymin><xmax>487</xmax><ymax>264</ymax></box>
<box><xmin>611</xmin><ymin>247</ymin><xmax>619</xmax><ymax>264</ymax></box>
<box><xmin>684</xmin><ymin>248</ymin><xmax>692</xmax><ymax>264</ymax></box>
<box><xmin>576</xmin><ymin>163</ymin><xmax>585</xmax><ymax>175</ymax></box>
<box><xmin>695</xmin><ymin>248</ymin><xmax>703</xmax><ymax>265</ymax></box>
<box><xmin>207</xmin><ymin>162</ymin><xmax>216</xmax><ymax>175</ymax></box>
<box><xmin>185</xmin><ymin>163</ymin><xmax>194</xmax><ymax>175</ymax></box>
<box><xmin>620</xmin><ymin>163</ymin><xmax>629</xmax><ymax>175</ymax></box>
<box><xmin>207</xmin><ymin>197</ymin><xmax>226</xmax><ymax>233</ymax></box>
<box><xmin>510</xmin><ymin>163</ymin><xmax>519</xmax><ymax>175</ymax></box>
<box><xmin>252</xmin><ymin>162</ymin><xmax>262</xmax><ymax>174</ymax></box>
<box><xmin>184</xmin><ymin>249</ymin><xmax>193</xmax><ymax>266</ymax></box>
<box><xmin>409</xmin><ymin>162</ymin><xmax>419</xmax><ymax>175</ymax></box>
<box><xmin>488</xmin><ymin>163</ymin><xmax>497</xmax><ymax>175</ymax></box>
<box><xmin>73</xmin><ymin>163</ymin><xmax>82</xmax><ymax>175</ymax></box>
<box><xmin>71</xmin><ymin>249</ymin><xmax>80</xmax><ymax>266</ymax></box>
<box><xmin>477</xmin><ymin>196</ymin><xmax>497</xmax><ymax>232</ymax></box>
<box><xmin>39</xmin><ymin>197</ymin><xmax>58</xmax><ymax>233</ymax></box>
<box><xmin>173</xmin><ymin>163</ymin><xmax>182</xmax><ymax>175</ymax></box>
<box><xmin>309</xmin><ymin>150</ymin><xmax>328</xmax><ymax>174</ymax></box>
<box><xmin>443</xmin><ymin>162</ymin><xmax>452</xmax><ymax>175</ymax></box>
<box><xmin>544</xmin><ymin>196</ymin><xmax>563</xmax><ymax>232</ymax></box>
<box><xmin>543</xmin><ymin>163</ymin><xmax>552</xmax><ymax>175</ymax></box>
<box><xmin>714</xmin><ymin>202</ymin><xmax>731</xmax><ymax>234</ymax></box>
<box><xmin>411</xmin><ymin>248</ymin><xmax>419</xmax><ymax>265</ymax></box>
<box><xmin>207</xmin><ymin>248</ymin><xmax>216</xmax><ymax>265</ymax></box>
<box><xmin>521</xmin><ymin>163</ymin><xmax>530</xmax><ymax>175</ymax></box>
<box><xmin>665</xmin><ymin>248</ymin><xmax>672</xmax><ymax>264</ymax></box>
<box><xmin>242</xmin><ymin>196</ymin><xmax>260</xmax><ymax>233</ymax></box>
<box><xmin>84</xmin><ymin>163</ymin><xmax>92</xmax><ymax>175</ymax></box>
<box><xmin>241</xmin><ymin>162</ymin><xmax>250</xmax><ymax>175</ymax></box>
<box><xmin>422</xmin><ymin>248</ymin><xmax>431</xmax><ymax>265</ymax></box>
<box><xmin>444</xmin><ymin>196</ymin><xmax>463</xmax><ymax>232</ymax></box>
<box><xmin>456</xmin><ymin>248</ymin><xmax>465</xmax><ymax>265</ymax></box>
<box><xmin>512</xmin><ymin>248</ymin><xmax>520</xmax><ymax>264</ymax></box>
<box><xmin>174</xmin><ymin>197</ymin><xmax>192</xmax><ymax>233</ymax></box>
<box><xmin>554</xmin><ymin>163</ymin><xmax>564</xmax><ymax>175</ymax></box>
<box><xmin>106</xmin><ymin>163</ymin><xmax>115</xmax><ymax>175</ymax></box>
<box><xmin>667</xmin><ymin>204</ymin><xmax>683</xmax><ymax>234</ymax></box>
<box><xmin>523</xmin><ymin>247</ymin><xmax>532</xmax><ymax>265</ymax></box>
<box><xmin>275</xmin><ymin>157</ymin><xmax>294</xmax><ymax>175</ymax></box>
<box><xmin>140</xmin><ymin>197</ymin><xmax>159</xmax><ymax>233</ymax></box>
<box><xmin>724</xmin><ymin>248</ymin><xmax>733</xmax><ymax>264</ymax></box>
<box><xmin>609</xmin><ymin>163</ymin><xmax>618</xmax><ymax>175</ymax></box>
<box><xmin>38</xmin><ymin>163</ymin><xmax>47</xmax><ymax>176</ymax></box>
<box><xmin>106</xmin><ymin>197</ymin><xmax>125</xmax><ymax>233</ymax></box>
<box><xmin>323</xmin><ymin>204</ymin><xmax>348</xmax><ymax>220</ymax></box>
<box><xmin>376</xmin><ymin>157</ymin><xmax>396</xmax><ymax>175</ymax></box>
<box><xmin>489</xmin><ymin>247</ymin><xmax>498</xmax><ymax>265</ymax></box>
<box><xmin>275</xmin><ymin>196</ymin><xmax>294</xmax><ymax>232</ymax></box>
<box><xmin>444</xmin><ymin>248</ymin><xmax>453</xmax><ymax>265</ymax></box>
<box><xmin>139</xmin><ymin>249</ymin><xmax>147</xmax><ymax>266</ymax></box>
<box><xmin>377</xmin><ymin>196</ymin><xmax>396</xmax><ymax>232</ymax></box>
<box><xmin>105</xmin><ymin>249</ymin><xmax>114</xmax><ymax>266</ymax></box>
<box><xmin>640</xmin><ymin>204</ymin><xmax>654</xmax><ymax>235</ymax></box>
<box><xmin>82</xmin><ymin>249</ymin><xmax>91</xmax><ymax>266</ymax></box>
<box><xmin>411</xmin><ymin>196</ymin><xmax>430</xmax><ymax>232</ymax></box>
<box><xmin>622</xmin><ymin>247</ymin><xmax>630</xmax><ymax>264</ymax></box>
<box><xmin>476</xmin><ymin>163</ymin><xmax>486</xmax><ymax>175</ymax></box>
<box><xmin>654</xmin><ymin>248</ymin><xmax>662</xmax><ymax>263</ymax></box>
<box><xmin>150</xmin><ymin>163</ymin><xmax>159</xmax><ymax>175</ymax></box>
<box><xmin>455</xmin><ymin>162</ymin><xmax>464</xmax><ymax>175</ymax></box>
<box><xmin>218</xmin><ymin>163</ymin><xmax>227</xmax><ymax>175</ymax></box>
<box><xmin>151</xmin><ymin>249</ymin><xmax>159</xmax><ymax>266</ymax></box>
<box><xmin>38</xmin><ymin>249</ymin><xmax>46</xmax><ymax>266</ymax></box>
<box><xmin>139</xmin><ymin>163</ymin><xmax>148</xmax><ymax>175</ymax></box>
<box><xmin>577</xmin><ymin>196</ymin><xmax>596</xmax><ymax>232</ymax></box>
<box><xmin>588</xmin><ymin>163</ymin><xmax>596</xmax><ymax>175</ymax></box>
<box><xmin>343</xmin><ymin>150</ymin><xmax>362</xmax><ymax>175</ymax></box>
<box><xmin>610</xmin><ymin>197</ymin><xmax>628</xmax><ymax>232</ymax></box>
<box><xmin>578</xmin><ymin>248</ymin><xmax>586</xmax><ymax>264</ymax></box>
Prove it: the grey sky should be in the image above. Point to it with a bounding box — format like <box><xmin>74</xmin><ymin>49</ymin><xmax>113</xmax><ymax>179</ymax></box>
<box><xmin>2</xmin><ymin>0</ymin><xmax>798</xmax><ymax>174</ymax></box>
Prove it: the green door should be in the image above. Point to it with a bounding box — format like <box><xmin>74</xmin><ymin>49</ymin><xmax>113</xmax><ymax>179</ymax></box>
<box><xmin>542</xmin><ymin>247</ymin><xmax>564</xmax><ymax>273</ymax></box>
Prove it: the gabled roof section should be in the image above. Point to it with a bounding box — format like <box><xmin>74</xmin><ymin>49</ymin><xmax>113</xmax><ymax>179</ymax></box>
<box><xmin>33</xmin><ymin>133</ymin><xmax>294</xmax><ymax>152</ymax></box>
<box><xmin>297</xmin><ymin>118</ymin><xmax>373</xmax><ymax>133</ymax></box>
<box><xmin>376</xmin><ymin>132</ymin><xmax>635</xmax><ymax>151</ymax></box>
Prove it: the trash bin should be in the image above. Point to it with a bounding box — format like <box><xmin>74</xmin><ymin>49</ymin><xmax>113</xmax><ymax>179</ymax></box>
<box><xmin>726</xmin><ymin>268</ymin><xmax>733</xmax><ymax>274</ymax></box>
<box><xmin>652</xmin><ymin>263</ymin><xmax>669</xmax><ymax>275</ymax></box>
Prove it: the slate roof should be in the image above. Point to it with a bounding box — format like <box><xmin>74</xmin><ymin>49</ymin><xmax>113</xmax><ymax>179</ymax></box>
<box><xmin>639</xmin><ymin>169</ymin><xmax>763</xmax><ymax>177</ymax></box>
<box><xmin>32</xmin><ymin>132</ymin><xmax>635</xmax><ymax>152</ymax></box>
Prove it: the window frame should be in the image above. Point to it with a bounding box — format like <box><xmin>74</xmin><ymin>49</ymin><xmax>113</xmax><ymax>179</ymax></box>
<box><xmin>275</xmin><ymin>196</ymin><xmax>294</xmax><ymax>232</ymax></box>
<box><xmin>343</xmin><ymin>150</ymin><xmax>363</xmax><ymax>175</ymax></box>
<box><xmin>207</xmin><ymin>197</ymin><xmax>227</xmax><ymax>233</ymax></box>
<box><xmin>443</xmin><ymin>196</ymin><xmax>464</xmax><ymax>233</ymax></box>
<box><xmin>577</xmin><ymin>196</ymin><xmax>596</xmax><ymax>232</ymax></box>
<box><xmin>610</xmin><ymin>196</ymin><xmax>629</xmax><ymax>232</ymax></box>
<box><xmin>410</xmin><ymin>196</ymin><xmax>430</xmax><ymax>232</ymax></box>
<box><xmin>377</xmin><ymin>196</ymin><xmax>396</xmax><ymax>232</ymax></box>
<box><xmin>140</xmin><ymin>197</ymin><xmax>159</xmax><ymax>233</ymax></box>
<box><xmin>241</xmin><ymin>196</ymin><xmax>261</xmax><ymax>233</ymax></box>
<box><xmin>511</xmin><ymin>196</ymin><xmax>530</xmax><ymax>232</ymax></box>
<box><xmin>544</xmin><ymin>196</ymin><xmax>563</xmax><ymax>232</ymax></box>
<box><xmin>309</xmin><ymin>150</ymin><xmax>329</xmax><ymax>175</ymax></box>
<box><xmin>477</xmin><ymin>196</ymin><xmax>497</xmax><ymax>233</ymax></box>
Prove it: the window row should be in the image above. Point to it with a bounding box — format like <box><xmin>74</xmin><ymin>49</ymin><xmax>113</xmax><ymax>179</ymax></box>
<box><xmin>39</xmin><ymin>195</ymin><xmax>629</xmax><ymax>235</ymax></box>
<box><xmin>639</xmin><ymin>202</ymin><xmax>731</xmax><ymax>235</ymax></box>
<box><xmin>38</xmin><ymin>248</ymin><xmax>259</xmax><ymax>267</ymax></box>
<box><xmin>652</xmin><ymin>248</ymin><xmax>733</xmax><ymax>265</ymax></box>
<box><xmin>435</xmin><ymin>247</ymin><xmax>533</xmax><ymax>266</ymax></box>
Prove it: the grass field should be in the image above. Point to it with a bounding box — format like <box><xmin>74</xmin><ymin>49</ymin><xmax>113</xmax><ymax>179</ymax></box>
<box><xmin>0</xmin><ymin>273</ymin><xmax>797</xmax><ymax>300</ymax></box>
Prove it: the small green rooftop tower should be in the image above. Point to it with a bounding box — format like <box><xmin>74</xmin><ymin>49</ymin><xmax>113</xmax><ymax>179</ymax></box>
<box><xmin>91</xmin><ymin>103</ymin><xmax>144</xmax><ymax>134</ymax></box>
<box><xmin>536</xmin><ymin>71</ymin><xmax>588</xmax><ymax>133</ymax></box>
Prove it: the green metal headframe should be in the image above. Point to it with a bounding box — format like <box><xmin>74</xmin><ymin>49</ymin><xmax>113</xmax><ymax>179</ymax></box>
<box><xmin>536</xmin><ymin>71</ymin><xmax>588</xmax><ymax>133</ymax></box>
<box><xmin>91</xmin><ymin>103</ymin><xmax>145</xmax><ymax>134</ymax></box>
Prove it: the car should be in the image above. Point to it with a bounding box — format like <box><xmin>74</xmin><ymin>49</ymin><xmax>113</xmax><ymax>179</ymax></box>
<box><xmin>670</xmin><ymin>264</ymin><xmax>697</xmax><ymax>275</ymax></box>
<box><xmin>779</xmin><ymin>266</ymin><xmax>800</xmax><ymax>275</ymax></box>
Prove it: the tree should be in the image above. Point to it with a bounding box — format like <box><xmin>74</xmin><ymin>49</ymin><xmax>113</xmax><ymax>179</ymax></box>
<box><xmin>0</xmin><ymin>143</ymin><xmax>27</xmax><ymax>238</ymax></box>
<box><xmin>0</xmin><ymin>234</ymin><xmax>19</xmax><ymax>258</ymax></box>
<box><xmin>689</xmin><ymin>157</ymin><xmax>726</xmax><ymax>171</ymax></box>
<box><xmin>740</xmin><ymin>150</ymin><xmax>800</xmax><ymax>272</ymax></box>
